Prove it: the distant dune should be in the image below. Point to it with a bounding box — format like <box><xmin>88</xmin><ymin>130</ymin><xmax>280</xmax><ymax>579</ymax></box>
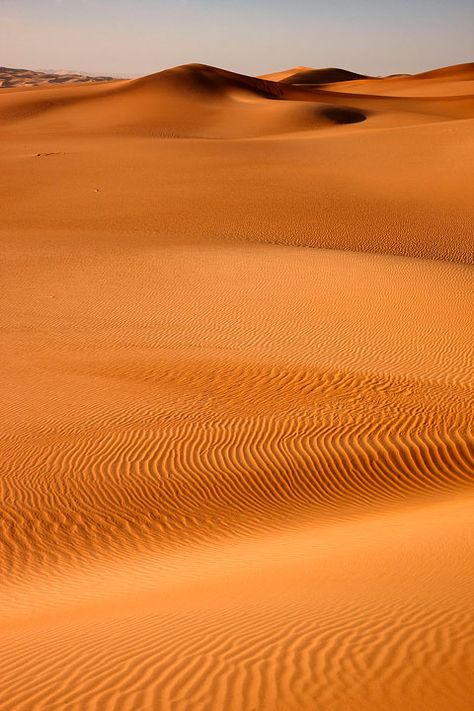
<box><xmin>1</xmin><ymin>60</ymin><xmax>473</xmax><ymax>710</ymax></box>
<box><xmin>279</xmin><ymin>67</ymin><xmax>370</xmax><ymax>84</ymax></box>
<box><xmin>414</xmin><ymin>61</ymin><xmax>474</xmax><ymax>80</ymax></box>
<box><xmin>0</xmin><ymin>65</ymin><xmax>117</xmax><ymax>88</ymax></box>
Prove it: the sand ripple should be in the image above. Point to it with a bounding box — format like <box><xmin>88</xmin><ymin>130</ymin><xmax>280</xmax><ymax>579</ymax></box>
<box><xmin>1</xmin><ymin>62</ymin><xmax>473</xmax><ymax>709</ymax></box>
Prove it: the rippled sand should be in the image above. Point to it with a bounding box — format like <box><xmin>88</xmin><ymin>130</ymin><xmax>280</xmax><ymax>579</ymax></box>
<box><xmin>1</xmin><ymin>62</ymin><xmax>473</xmax><ymax>710</ymax></box>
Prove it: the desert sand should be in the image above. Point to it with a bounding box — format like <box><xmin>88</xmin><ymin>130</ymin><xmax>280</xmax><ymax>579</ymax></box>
<box><xmin>0</xmin><ymin>61</ymin><xmax>473</xmax><ymax>710</ymax></box>
<box><xmin>0</xmin><ymin>66</ymin><xmax>116</xmax><ymax>88</ymax></box>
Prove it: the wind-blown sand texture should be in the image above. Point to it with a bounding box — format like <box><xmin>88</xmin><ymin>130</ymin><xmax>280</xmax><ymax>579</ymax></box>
<box><xmin>1</xmin><ymin>61</ymin><xmax>473</xmax><ymax>710</ymax></box>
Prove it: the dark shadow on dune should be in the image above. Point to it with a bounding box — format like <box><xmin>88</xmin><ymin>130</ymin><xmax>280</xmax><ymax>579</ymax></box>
<box><xmin>282</xmin><ymin>67</ymin><xmax>368</xmax><ymax>85</ymax></box>
<box><xmin>322</xmin><ymin>107</ymin><xmax>367</xmax><ymax>124</ymax></box>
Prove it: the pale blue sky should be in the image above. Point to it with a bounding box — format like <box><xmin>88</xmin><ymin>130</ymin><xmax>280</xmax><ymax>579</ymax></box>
<box><xmin>0</xmin><ymin>0</ymin><xmax>472</xmax><ymax>77</ymax></box>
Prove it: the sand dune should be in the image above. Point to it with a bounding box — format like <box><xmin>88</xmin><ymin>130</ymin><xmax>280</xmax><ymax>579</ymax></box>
<box><xmin>279</xmin><ymin>67</ymin><xmax>369</xmax><ymax>84</ymax></box>
<box><xmin>0</xmin><ymin>65</ymin><xmax>116</xmax><ymax>88</ymax></box>
<box><xmin>0</xmin><ymin>62</ymin><xmax>473</xmax><ymax>262</ymax></box>
<box><xmin>259</xmin><ymin>66</ymin><xmax>369</xmax><ymax>83</ymax></box>
<box><xmin>1</xmin><ymin>62</ymin><xmax>473</xmax><ymax>139</ymax></box>
<box><xmin>1</xmin><ymin>60</ymin><xmax>473</xmax><ymax>709</ymax></box>
<box><xmin>0</xmin><ymin>64</ymin><xmax>367</xmax><ymax>137</ymax></box>
<box><xmin>414</xmin><ymin>61</ymin><xmax>474</xmax><ymax>80</ymax></box>
<box><xmin>316</xmin><ymin>62</ymin><xmax>474</xmax><ymax>97</ymax></box>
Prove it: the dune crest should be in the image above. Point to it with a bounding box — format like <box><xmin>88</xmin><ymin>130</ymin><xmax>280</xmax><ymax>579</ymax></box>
<box><xmin>279</xmin><ymin>66</ymin><xmax>370</xmax><ymax>84</ymax></box>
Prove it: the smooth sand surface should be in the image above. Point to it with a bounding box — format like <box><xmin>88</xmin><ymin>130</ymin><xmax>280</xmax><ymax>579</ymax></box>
<box><xmin>1</xmin><ymin>62</ymin><xmax>473</xmax><ymax>710</ymax></box>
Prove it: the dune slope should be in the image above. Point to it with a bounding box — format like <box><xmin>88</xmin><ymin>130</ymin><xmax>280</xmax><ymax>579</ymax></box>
<box><xmin>0</xmin><ymin>61</ymin><xmax>473</xmax><ymax>710</ymax></box>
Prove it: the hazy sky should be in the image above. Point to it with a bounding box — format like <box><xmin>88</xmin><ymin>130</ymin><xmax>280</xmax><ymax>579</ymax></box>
<box><xmin>1</xmin><ymin>0</ymin><xmax>473</xmax><ymax>77</ymax></box>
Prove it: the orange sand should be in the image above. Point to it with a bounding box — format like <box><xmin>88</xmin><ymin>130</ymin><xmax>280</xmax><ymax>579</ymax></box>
<box><xmin>1</xmin><ymin>61</ymin><xmax>473</xmax><ymax>710</ymax></box>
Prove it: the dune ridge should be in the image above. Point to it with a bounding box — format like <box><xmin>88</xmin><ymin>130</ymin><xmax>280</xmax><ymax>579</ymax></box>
<box><xmin>1</xmin><ymin>60</ymin><xmax>473</xmax><ymax>709</ymax></box>
<box><xmin>279</xmin><ymin>67</ymin><xmax>370</xmax><ymax>84</ymax></box>
<box><xmin>2</xmin><ymin>62</ymin><xmax>474</xmax><ymax>135</ymax></box>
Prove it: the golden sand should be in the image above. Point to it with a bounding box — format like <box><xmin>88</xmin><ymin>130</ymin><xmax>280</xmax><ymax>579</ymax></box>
<box><xmin>1</xmin><ymin>62</ymin><xmax>473</xmax><ymax>710</ymax></box>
